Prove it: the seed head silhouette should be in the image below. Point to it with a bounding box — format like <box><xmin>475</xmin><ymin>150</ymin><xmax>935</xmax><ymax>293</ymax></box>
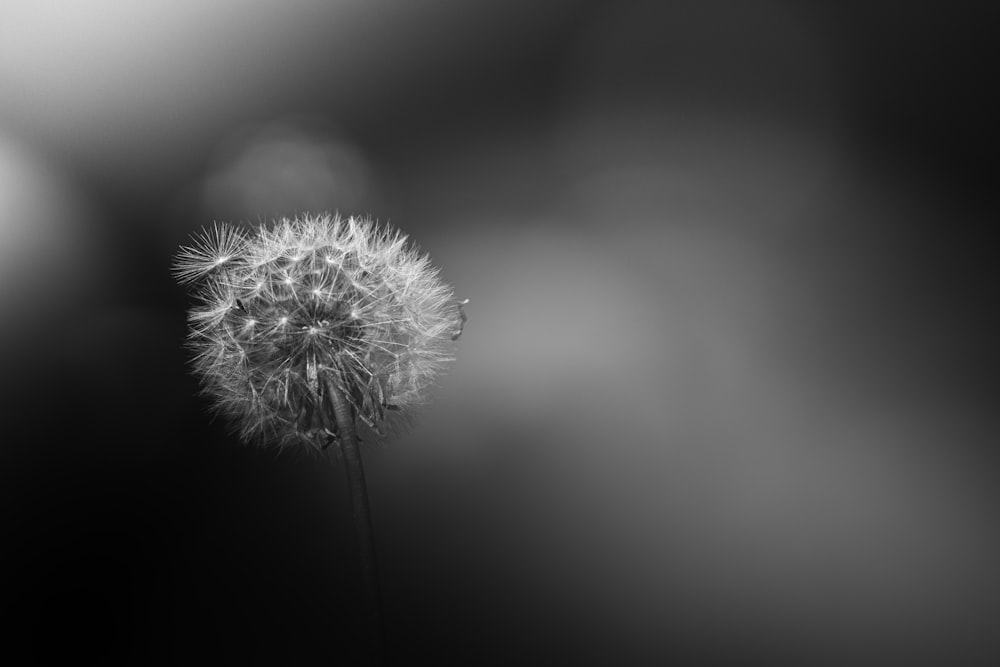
<box><xmin>173</xmin><ymin>213</ymin><xmax>465</xmax><ymax>451</ymax></box>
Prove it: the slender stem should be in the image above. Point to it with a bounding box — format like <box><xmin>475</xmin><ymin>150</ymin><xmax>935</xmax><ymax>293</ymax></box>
<box><xmin>324</xmin><ymin>375</ymin><xmax>386</xmax><ymax>665</ymax></box>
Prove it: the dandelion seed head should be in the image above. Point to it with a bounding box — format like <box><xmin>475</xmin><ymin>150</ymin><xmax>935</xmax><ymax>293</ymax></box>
<box><xmin>174</xmin><ymin>213</ymin><xmax>464</xmax><ymax>451</ymax></box>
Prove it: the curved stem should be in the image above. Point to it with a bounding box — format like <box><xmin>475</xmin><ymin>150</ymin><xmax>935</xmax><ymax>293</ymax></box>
<box><xmin>324</xmin><ymin>375</ymin><xmax>386</xmax><ymax>664</ymax></box>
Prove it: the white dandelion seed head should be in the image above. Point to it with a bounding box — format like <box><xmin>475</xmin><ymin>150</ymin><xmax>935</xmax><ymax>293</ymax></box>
<box><xmin>174</xmin><ymin>213</ymin><xmax>465</xmax><ymax>451</ymax></box>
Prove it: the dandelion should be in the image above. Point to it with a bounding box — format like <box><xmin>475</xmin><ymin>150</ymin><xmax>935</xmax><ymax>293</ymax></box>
<box><xmin>173</xmin><ymin>213</ymin><xmax>465</xmax><ymax>451</ymax></box>
<box><xmin>174</xmin><ymin>212</ymin><xmax>466</xmax><ymax>663</ymax></box>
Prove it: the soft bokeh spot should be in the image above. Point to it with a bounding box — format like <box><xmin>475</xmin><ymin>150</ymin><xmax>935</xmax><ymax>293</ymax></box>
<box><xmin>198</xmin><ymin>118</ymin><xmax>381</xmax><ymax>223</ymax></box>
<box><xmin>0</xmin><ymin>133</ymin><xmax>106</xmax><ymax>348</ymax></box>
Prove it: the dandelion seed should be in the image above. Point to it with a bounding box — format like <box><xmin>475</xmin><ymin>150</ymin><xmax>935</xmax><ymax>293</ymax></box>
<box><xmin>171</xmin><ymin>222</ymin><xmax>249</xmax><ymax>285</ymax></box>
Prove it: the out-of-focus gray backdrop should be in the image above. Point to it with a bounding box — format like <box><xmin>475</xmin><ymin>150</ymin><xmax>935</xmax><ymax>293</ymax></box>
<box><xmin>1</xmin><ymin>1</ymin><xmax>996</xmax><ymax>664</ymax></box>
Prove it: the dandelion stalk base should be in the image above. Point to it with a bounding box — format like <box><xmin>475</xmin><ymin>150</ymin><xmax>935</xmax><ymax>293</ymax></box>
<box><xmin>325</xmin><ymin>374</ymin><xmax>386</xmax><ymax>664</ymax></box>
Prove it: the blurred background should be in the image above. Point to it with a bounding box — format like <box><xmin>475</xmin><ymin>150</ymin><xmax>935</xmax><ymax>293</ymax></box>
<box><xmin>1</xmin><ymin>1</ymin><xmax>997</xmax><ymax>664</ymax></box>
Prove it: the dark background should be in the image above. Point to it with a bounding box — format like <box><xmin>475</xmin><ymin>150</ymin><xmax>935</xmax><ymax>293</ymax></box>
<box><xmin>1</xmin><ymin>1</ymin><xmax>997</xmax><ymax>664</ymax></box>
